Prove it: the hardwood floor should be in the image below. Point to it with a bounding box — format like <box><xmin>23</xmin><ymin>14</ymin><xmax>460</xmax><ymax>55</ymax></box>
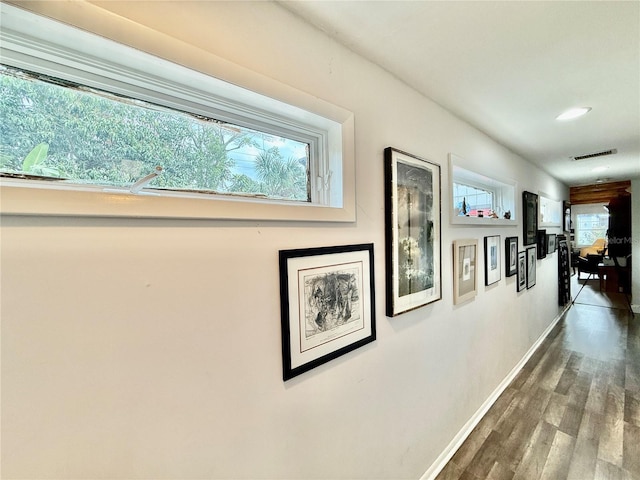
<box><xmin>435</xmin><ymin>275</ymin><xmax>639</xmax><ymax>480</ymax></box>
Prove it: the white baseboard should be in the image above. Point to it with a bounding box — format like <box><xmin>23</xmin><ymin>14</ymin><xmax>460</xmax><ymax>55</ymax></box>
<box><xmin>419</xmin><ymin>304</ymin><xmax>570</xmax><ymax>480</ymax></box>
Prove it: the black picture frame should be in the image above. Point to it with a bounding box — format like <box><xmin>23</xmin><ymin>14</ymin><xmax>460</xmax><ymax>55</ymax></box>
<box><xmin>517</xmin><ymin>251</ymin><xmax>527</xmax><ymax>292</ymax></box>
<box><xmin>526</xmin><ymin>246</ymin><xmax>537</xmax><ymax>289</ymax></box>
<box><xmin>484</xmin><ymin>235</ymin><xmax>501</xmax><ymax>286</ymax></box>
<box><xmin>537</xmin><ymin>229</ymin><xmax>547</xmax><ymax>259</ymax></box>
<box><xmin>557</xmin><ymin>236</ymin><xmax>571</xmax><ymax>306</ymax></box>
<box><xmin>523</xmin><ymin>191</ymin><xmax>539</xmax><ymax>246</ymax></box>
<box><xmin>546</xmin><ymin>233</ymin><xmax>557</xmax><ymax>254</ymax></box>
<box><xmin>384</xmin><ymin>147</ymin><xmax>442</xmax><ymax>316</ymax></box>
<box><xmin>505</xmin><ymin>236</ymin><xmax>518</xmax><ymax>277</ymax></box>
<box><xmin>279</xmin><ymin>243</ymin><xmax>376</xmax><ymax>381</ymax></box>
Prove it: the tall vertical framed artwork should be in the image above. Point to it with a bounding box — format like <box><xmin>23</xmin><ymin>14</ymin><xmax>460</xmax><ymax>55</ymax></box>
<box><xmin>537</xmin><ymin>229</ymin><xmax>547</xmax><ymax>259</ymax></box>
<box><xmin>505</xmin><ymin>236</ymin><xmax>518</xmax><ymax>277</ymax></box>
<box><xmin>563</xmin><ymin>201</ymin><xmax>571</xmax><ymax>233</ymax></box>
<box><xmin>517</xmin><ymin>251</ymin><xmax>527</xmax><ymax>292</ymax></box>
<box><xmin>526</xmin><ymin>246</ymin><xmax>537</xmax><ymax>289</ymax></box>
<box><xmin>523</xmin><ymin>191</ymin><xmax>538</xmax><ymax>246</ymax></box>
<box><xmin>384</xmin><ymin>147</ymin><xmax>441</xmax><ymax>316</ymax></box>
<box><xmin>557</xmin><ymin>236</ymin><xmax>571</xmax><ymax>306</ymax></box>
<box><xmin>484</xmin><ymin>235</ymin><xmax>501</xmax><ymax>286</ymax></box>
<box><xmin>453</xmin><ymin>239</ymin><xmax>478</xmax><ymax>304</ymax></box>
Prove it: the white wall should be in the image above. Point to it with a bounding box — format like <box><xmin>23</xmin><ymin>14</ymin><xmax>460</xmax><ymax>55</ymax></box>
<box><xmin>632</xmin><ymin>178</ymin><xmax>640</xmax><ymax>312</ymax></box>
<box><xmin>1</xmin><ymin>1</ymin><xmax>569</xmax><ymax>478</ymax></box>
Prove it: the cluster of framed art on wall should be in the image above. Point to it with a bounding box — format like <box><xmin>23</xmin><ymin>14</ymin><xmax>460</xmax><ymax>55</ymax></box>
<box><xmin>278</xmin><ymin>150</ymin><xmax>567</xmax><ymax>380</ymax></box>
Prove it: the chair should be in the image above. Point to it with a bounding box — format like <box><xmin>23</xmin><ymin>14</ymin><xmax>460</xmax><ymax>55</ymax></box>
<box><xmin>577</xmin><ymin>253</ymin><xmax>603</xmax><ymax>280</ymax></box>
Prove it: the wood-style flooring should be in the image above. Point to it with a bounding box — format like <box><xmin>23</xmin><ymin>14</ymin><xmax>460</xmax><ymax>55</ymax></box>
<box><xmin>435</xmin><ymin>274</ymin><xmax>639</xmax><ymax>480</ymax></box>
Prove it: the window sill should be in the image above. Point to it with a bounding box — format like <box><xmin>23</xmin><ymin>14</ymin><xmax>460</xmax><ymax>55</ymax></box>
<box><xmin>0</xmin><ymin>178</ymin><xmax>355</xmax><ymax>222</ymax></box>
<box><xmin>451</xmin><ymin>215</ymin><xmax>518</xmax><ymax>227</ymax></box>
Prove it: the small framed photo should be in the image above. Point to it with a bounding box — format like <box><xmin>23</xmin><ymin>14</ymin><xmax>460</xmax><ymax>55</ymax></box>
<box><xmin>523</xmin><ymin>191</ymin><xmax>539</xmax><ymax>246</ymax></box>
<box><xmin>453</xmin><ymin>239</ymin><xmax>478</xmax><ymax>304</ymax></box>
<box><xmin>505</xmin><ymin>236</ymin><xmax>518</xmax><ymax>277</ymax></box>
<box><xmin>384</xmin><ymin>147</ymin><xmax>442</xmax><ymax>316</ymax></box>
<box><xmin>526</xmin><ymin>246</ymin><xmax>537</xmax><ymax>289</ymax></box>
<box><xmin>279</xmin><ymin>244</ymin><xmax>376</xmax><ymax>381</ymax></box>
<box><xmin>484</xmin><ymin>235</ymin><xmax>501</xmax><ymax>286</ymax></box>
<box><xmin>517</xmin><ymin>251</ymin><xmax>527</xmax><ymax>292</ymax></box>
<box><xmin>546</xmin><ymin>233</ymin><xmax>557</xmax><ymax>253</ymax></box>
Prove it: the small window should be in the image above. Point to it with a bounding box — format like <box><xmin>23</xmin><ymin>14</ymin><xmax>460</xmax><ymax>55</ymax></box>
<box><xmin>449</xmin><ymin>154</ymin><xmax>516</xmax><ymax>225</ymax></box>
<box><xmin>0</xmin><ymin>3</ymin><xmax>355</xmax><ymax>221</ymax></box>
<box><xmin>453</xmin><ymin>182</ymin><xmax>494</xmax><ymax>217</ymax></box>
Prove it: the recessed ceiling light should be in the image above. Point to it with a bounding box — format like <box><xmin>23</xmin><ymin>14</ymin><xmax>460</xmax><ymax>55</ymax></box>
<box><xmin>556</xmin><ymin>107</ymin><xmax>592</xmax><ymax>121</ymax></box>
<box><xmin>592</xmin><ymin>166</ymin><xmax>609</xmax><ymax>173</ymax></box>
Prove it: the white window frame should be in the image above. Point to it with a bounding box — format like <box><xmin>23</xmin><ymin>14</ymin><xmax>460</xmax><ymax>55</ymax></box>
<box><xmin>448</xmin><ymin>154</ymin><xmax>517</xmax><ymax>226</ymax></box>
<box><xmin>572</xmin><ymin>204</ymin><xmax>609</xmax><ymax>248</ymax></box>
<box><xmin>538</xmin><ymin>192</ymin><xmax>562</xmax><ymax>227</ymax></box>
<box><xmin>0</xmin><ymin>3</ymin><xmax>355</xmax><ymax>222</ymax></box>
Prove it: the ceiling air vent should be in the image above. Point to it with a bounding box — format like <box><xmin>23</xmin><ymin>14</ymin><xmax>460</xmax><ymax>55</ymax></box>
<box><xmin>571</xmin><ymin>149</ymin><xmax>617</xmax><ymax>161</ymax></box>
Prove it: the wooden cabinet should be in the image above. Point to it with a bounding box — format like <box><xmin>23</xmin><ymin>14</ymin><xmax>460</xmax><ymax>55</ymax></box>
<box><xmin>607</xmin><ymin>195</ymin><xmax>631</xmax><ymax>258</ymax></box>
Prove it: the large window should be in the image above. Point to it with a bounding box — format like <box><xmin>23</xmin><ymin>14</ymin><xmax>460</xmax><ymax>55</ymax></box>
<box><xmin>574</xmin><ymin>205</ymin><xmax>609</xmax><ymax>247</ymax></box>
<box><xmin>1</xmin><ymin>65</ymin><xmax>310</xmax><ymax>201</ymax></box>
<box><xmin>0</xmin><ymin>3</ymin><xmax>355</xmax><ymax>221</ymax></box>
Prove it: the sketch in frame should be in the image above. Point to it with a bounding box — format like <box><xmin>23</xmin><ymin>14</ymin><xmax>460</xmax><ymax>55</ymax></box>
<box><xmin>523</xmin><ymin>191</ymin><xmax>539</xmax><ymax>246</ymax></box>
<box><xmin>484</xmin><ymin>235</ymin><xmax>501</xmax><ymax>286</ymax></box>
<box><xmin>279</xmin><ymin>243</ymin><xmax>375</xmax><ymax>381</ymax></box>
<box><xmin>453</xmin><ymin>239</ymin><xmax>478</xmax><ymax>305</ymax></box>
<box><xmin>517</xmin><ymin>251</ymin><xmax>527</xmax><ymax>292</ymax></box>
<box><xmin>526</xmin><ymin>246</ymin><xmax>537</xmax><ymax>289</ymax></box>
<box><xmin>505</xmin><ymin>236</ymin><xmax>518</xmax><ymax>277</ymax></box>
<box><xmin>384</xmin><ymin>147</ymin><xmax>441</xmax><ymax>316</ymax></box>
<box><xmin>546</xmin><ymin>233</ymin><xmax>557</xmax><ymax>254</ymax></box>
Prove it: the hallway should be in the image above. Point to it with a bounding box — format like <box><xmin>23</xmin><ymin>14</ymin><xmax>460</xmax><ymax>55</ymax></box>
<box><xmin>436</xmin><ymin>274</ymin><xmax>639</xmax><ymax>479</ymax></box>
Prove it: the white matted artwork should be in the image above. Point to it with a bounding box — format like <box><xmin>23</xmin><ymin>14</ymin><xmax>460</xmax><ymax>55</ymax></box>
<box><xmin>526</xmin><ymin>246</ymin><xmax>537</xmax><ymax>289</ymax></box>
<box><xmin>517</xmin><ymin>251</ymin><xmax>527</xmax><ymax>292</ymax></box>
<box><xmin>453</xmin><ymin>239</ymin><xmax>478</xmax><ymax>305</ymax></box>
<box><xmin>484</xmin><ymin>235</ymin><xmax>501</xmax><ymax>286</ymax></box>
<box><xmin>279</xmin><ymin>243</ymin><xmax>376</xmax><ymax>380</ymax></box>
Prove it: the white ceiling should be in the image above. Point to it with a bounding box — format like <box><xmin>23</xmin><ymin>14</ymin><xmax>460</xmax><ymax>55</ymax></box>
<box><xmin>279</xmin><ymin>1</ymin><xmax>640</xmax><ymax>187</ymax></box>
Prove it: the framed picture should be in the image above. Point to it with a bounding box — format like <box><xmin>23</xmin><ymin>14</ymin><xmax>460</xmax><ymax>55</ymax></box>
<box><xmin>517</xmin><ymin>251</ymin><xmax>527</xmax><ymax>292</ymax></box>
<box><xmin>453</xmin><ymin>239</ymin><xmax>478</xmax><ymax>304</ymax></box>
<box><xmin>563</xmin><ymin>201</ymin><xmax>571</xmax><ymax>232</ymax></box>
<box><xmin>536</xmin><ymin>229</ymin><xmax>547</xmax><ymax>259</ymax></box>
<box><xmin>279</xmin><ymin>243</ymin><xmax>376</xmax><ymax>381</ymax></box>
<box><xmin>539</xmin><ymin>193</ymin><xmax>562</xmax><ymax>227</ymax></box>
<box><xmin>523</xmin><ymin>191</ymin><xmax>539</xmax><ymax>246</ymax></box>
<box><xmin>384</xmin><ymin>147</ymin><xmax>441</xmax><ymax>316</ymax></box>
<box><xmin>505</xmin><ymin>236</ymin><xmax>518</xmax><ymax>277</ymax></box>
<box><xmin>484</xmin><ymin>235</ymin><xmax>501</xmax><ymax>286</ymax></box>
<box><xmin>526</xmin><ymin>246</ymin><xmax>537</xmax><ymax>289</ymax></box>
<box><xmin>546</xmin><ymin>233</ymin><xmax>557</xmax><ymax>253</ymax></box>
<box><xmin>557</xmin><ymin>236</ymin><xmax>571</xmax><ymax>305</ymax></box>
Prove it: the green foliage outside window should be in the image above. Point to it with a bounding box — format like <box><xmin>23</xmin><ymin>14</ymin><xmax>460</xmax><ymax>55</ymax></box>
<box><xmin>0</xmin><ymin>65</ymin><xmax>310</xmax><ymax>201</ymax></box>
